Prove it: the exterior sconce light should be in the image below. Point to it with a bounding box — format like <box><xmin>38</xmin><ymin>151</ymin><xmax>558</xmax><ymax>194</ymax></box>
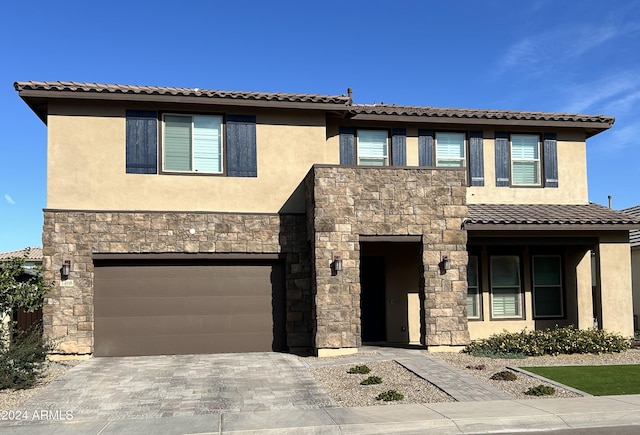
<box><xmin>61</xmin><ymin>260</ymin><xmax>71</xmax><ymax>279</ymax></box>
<box><xmin>333</xmin><ymin>255</ymin><xmax>343</xmax><ymax>272</ymax></box>
<box><xmin>439</xmin><ymin>256</ymin><xmax>451</xmax><ymax>274</ymax></box>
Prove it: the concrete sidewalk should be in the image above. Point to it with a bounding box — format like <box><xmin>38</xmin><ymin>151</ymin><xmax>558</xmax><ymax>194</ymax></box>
<box><xmin>1</xmin><ymin>395</ymin><xmax>640</xmax><ymax>434</ymax></box>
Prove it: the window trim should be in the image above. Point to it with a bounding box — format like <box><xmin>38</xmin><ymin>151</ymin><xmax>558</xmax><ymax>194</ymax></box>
<box><xmin>356</xmin><ymin>129</ymin><xmax>389</xmax><ymax>166</ymax></box>
<box><xmin>467</xmin><ymin>255</ymin><xmax>481</xmax><ymax>320</ymax></box>
<box><xmin>489</xmin><ymin>255</ymin><xmax>524</xmax><ymax>319</ymax></box>
<box><xmin>160</xmin><ymin>112</ymin><xmax>225</xmax><ymax>175</ymax></box>
<box><xmin>435</xmin><ymin>131</ymin><xmax>467</xmax><ymax>168</ymax></box>
<box><xmin>510</xmin><ymin>134</ymin><xmax>541</xmax><ymax>187</ymax></box>
<box><xmin>532</xmin><ymin>255</ymin><xmax>564</xmax><ymax>318</ymax></box>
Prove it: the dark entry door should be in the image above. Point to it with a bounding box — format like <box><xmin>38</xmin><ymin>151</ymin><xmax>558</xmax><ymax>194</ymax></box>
<box><xmin>360</xmin><ymin>256</ymin><xmax>386</xmax><ymax>342</ymax></box>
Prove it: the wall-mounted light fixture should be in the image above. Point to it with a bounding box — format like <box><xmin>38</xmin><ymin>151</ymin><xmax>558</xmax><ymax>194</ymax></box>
<box><xmin>439</xmin><ymin>255</ymin><xmax>451</xmax><ymax>274</ymax></box>
<box><xmin>61</xmin><ymin>260</ymin><xmax>71</xmax><ymax>279</ymax></box>
<box><xmin>332</xmin><ymin>255</ymin><xmax>343</xmax><ymax>272</ymax></box>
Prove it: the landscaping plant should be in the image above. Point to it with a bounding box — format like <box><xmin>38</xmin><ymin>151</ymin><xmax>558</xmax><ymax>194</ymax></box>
<box><xmin>490</xmin><ymin>370</ymin><xmax>518</xmax><ymax>381</ymax></box>
<box><xmin>463</xmin><ymin>326</ymin><xmax>630</xmax><ymax>357</ymax></box>
<box><xmin>360</xmin><ymin>375</ymin><xmax>382</xmax><ymax>385</ymax></box>
<box><xmin>375</xmin><ymin>390</ymin><xmax>404</xmax><ymax>401</ymax></box>
<box><xmin>0</xmin><ymin>251</ymin><xmax>54</xmax><ymax>389</ymax></box>
<box><xmin>348</xmin><ymin>364</ymin><xmax>371</xmax><ymax>374</ymax></box>
<box><xmin>525</xmin><ymin>385</ymin><xmax>556</xmax><ymax>396</ymax></box>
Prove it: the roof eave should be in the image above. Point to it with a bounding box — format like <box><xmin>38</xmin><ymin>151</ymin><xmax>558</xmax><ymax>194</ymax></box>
<box><xmin>465</xmin><ymin>223</ymin><xmax>640</xmax><ymax>231</ymax></box>
<box><xmin>349</xmin><ymin>113</ymin><xmax>612</xmax><ymax>136</ymax></box>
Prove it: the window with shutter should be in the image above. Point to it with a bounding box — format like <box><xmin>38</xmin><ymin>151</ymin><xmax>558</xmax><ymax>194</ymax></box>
<box><xmin>163</xmin><ymin>114</ymin><xmax>223</xmax><ymax>174</ymax></box>
<box><xmin>511</xmin><ymin>134</ymin><xmax>540</xmax><ymax>186</ymax></box>
<box><xmin>435</xmin><ymin>132</ymin><xmax>466</xmax><ymax>167</ymax></box>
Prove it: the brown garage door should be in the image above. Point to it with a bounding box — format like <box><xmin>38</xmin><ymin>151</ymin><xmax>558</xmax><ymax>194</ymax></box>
<box><xmin>93</xmin><ymin>259</ymin><xmax>286</xmax><ymax>357</ymax></box>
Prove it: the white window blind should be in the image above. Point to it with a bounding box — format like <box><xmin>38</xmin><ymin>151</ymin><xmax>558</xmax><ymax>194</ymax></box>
<box><xmin>163</xmin><ymin>114</ymin><xmax>223</xmax><ymax>173</ymax></box>
<box><xmin>436</xmin><ymin>132</ymin><xmax>465</xmax><ymax>167</ymax></box>
<box><xmin>511</xmin><ymin>135</ymin><xmax>540</xmax><ymax>185</ymax></box>
<box><xmin>357</xmin><ymin>130</ymin><xmax>388</xmax><ymax>166</ymax></box>
<box><xmin>490</xmin><ymin>256</ymin><xmax>521</xmax><ymax>318</ymax></box>
<box><xmin>467</xmin><ymin>256</ymin><xmax>480</xmax><ymax>319</ymax></box>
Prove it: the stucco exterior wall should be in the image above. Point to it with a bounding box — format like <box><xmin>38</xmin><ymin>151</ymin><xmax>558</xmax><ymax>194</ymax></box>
<box><xmin>598</xmin><ymin>232</ymin><xmax>634</xmax><ymax>337</ymax></box>
<box><xmin>633</xmin><ymin>249</ymin><xmax>640</xmax><ymax>331</ymax></box>
<box><xmin>467</xmin><ymin>131</ymin><xmax>588</xmax><ymax>205</ymax></box>
<box><xmin>46</xmin><ymin>102</ymin><xmax>331</xmax><ymax>213</ymax></box>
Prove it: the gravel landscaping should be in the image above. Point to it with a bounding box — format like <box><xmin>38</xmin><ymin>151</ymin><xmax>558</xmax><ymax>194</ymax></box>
<box><xmin>310</xmin><ymin>349</ymin><xmax>640</xmax><ymax>405</ymax></box>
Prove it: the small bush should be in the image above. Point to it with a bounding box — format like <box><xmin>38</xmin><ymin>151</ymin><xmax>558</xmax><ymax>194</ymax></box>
<box><xmin>348</xmin><ymin>365</ymin><xmax>371</xmax><ymax>374</ymax></box>
<box><xmin>376</xmin><ymin>390</ymin><xmax>404</xmax><ymax>401</ymax></box>
<box><xmin>525</xmin><ymin>385</ymin><xmax>556</xmax><ymax>396</ymax></box>
<box><xmin>463</xmin><ymin>326</ymin><xmax>630</xmax><ymax>357</ymax></box>
<box><xmin>490</xmin><ymin>370</ymin><xmax>517</xmax><ymax>381</ymax></box>
<box><xmin>466</xmin><ymin>364</ymin><xmax>486</xmax><ymax>370</ymax></box>
<box><xmin>360</xmin><ymin>375</ymin><xmax>382</xmax><ymax>385</ymax></box>
<box><xmin>0</xmin><ymin>325</ymin><xmax>55</xmax><ymax>390</ymax></box>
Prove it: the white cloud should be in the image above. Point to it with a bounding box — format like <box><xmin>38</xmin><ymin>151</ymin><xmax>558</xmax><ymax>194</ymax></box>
<box><xmin>560</xmin><ymin>72</ymin><xmax>640</xmax><ymax>114</ymax></box>
<box><xmin>4</xmin><ymin>194</ymin><xmax>15</xmax><ymax>205</ymax></box>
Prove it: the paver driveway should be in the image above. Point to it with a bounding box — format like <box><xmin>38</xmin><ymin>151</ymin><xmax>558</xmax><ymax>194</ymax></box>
<box><xmin>20</xmin><ymin>353</ymin><xmax>336</xmax><ymax>422</ymax></box>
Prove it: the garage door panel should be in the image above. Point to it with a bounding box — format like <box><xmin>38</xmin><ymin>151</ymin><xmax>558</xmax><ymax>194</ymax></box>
<box><xmin>94</xmin><ymin>295</ymin><xmax>273</xmax><ymax>317</ymax></box>
<box><xmin>97</xmin><ymin>332</ymin><xmax>274</xmax><ymax>357</ymax></box>
<box><xmin>93</xmin><ymin>260</ymin><xmax>286</xmax><ymax>356</ymax></box>
<box><xmin>95</xmin><ymin>313</ymin><xmax>273</xmax><ymax>336</ymax></box>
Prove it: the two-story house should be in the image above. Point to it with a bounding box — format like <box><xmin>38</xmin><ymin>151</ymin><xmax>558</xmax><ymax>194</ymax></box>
<box><xmin>14</xmin><ymin>81</ymin><xmax>639</xmax><ymax>357</ymax></box>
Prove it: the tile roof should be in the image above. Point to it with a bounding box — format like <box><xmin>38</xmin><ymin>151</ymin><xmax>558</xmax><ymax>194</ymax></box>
<box><xmin>350</xmin><ymin>104</ymin><xmax>614</xmax><ymax>126</ymax></box>
<box><xmin>466</xmin><ymin>203</ymin><xmax>640</xmax><ymax>229</ymax></box>
<box><xmin>0</xmin><ymin>247</ymin><xmax>43</xmax><ymax>261</ymax></box>
<box><xmin>15</xmin><ymin>81</ymin><xmax>614</xmax><ymax>136</ymax></box>
<box><xmin>623</xmin><ymin>206</ymin><xmax>640</xmax><ymax>247</ymax></box>
<box><xmin>13</xmin><ymin>81</ymin><xmax>353</xmax><ymax>105</ymax></box>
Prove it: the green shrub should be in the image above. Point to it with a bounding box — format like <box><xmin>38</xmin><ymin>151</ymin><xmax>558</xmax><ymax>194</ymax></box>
<box><xmin>463</xmin><ymin>326</ymin><xmax>630</xmax><ymax>357</ymax></box>
<box><xmin>490</xmin><ymin>370</ymin><xmax>517</xmax><ymax>381</ymax></box>
<box><xmin>376</xmin><ymin>390</ymin><xmax>404</xmax><ymax>401</ymax></box>
<box><xmin>466</xmin><ymin>364</ymin><xmax>486</xmax><ymax>370</ymax></box>
<box><xmin>525</xmin><ymin>384</ymin><xmax>556</xmax><ymax>396</ymax></box>
<box><xmin>348</xmin><ymin>365</ymin><xmax>371</xmax><ymax>374</ymax></box>
<box><xmin>360</xmin><ymin>375</ymin><xmax>382</xmax><ymax>385</ymax></box>
<box><xmin>0</xmin><ymin>324</ymin><xmax>55</xmax><ymax>390</ymax></box>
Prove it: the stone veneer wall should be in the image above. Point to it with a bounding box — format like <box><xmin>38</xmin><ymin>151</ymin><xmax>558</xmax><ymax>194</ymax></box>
<box><xmin>305</xmin><ymin>166</ymin><xmax>469</xmax><ymax>351</ymax></box>
<box><xmin>42</xmin><ymin>211</ymin><xmax>312</xmax><ymax>354</ymax></box>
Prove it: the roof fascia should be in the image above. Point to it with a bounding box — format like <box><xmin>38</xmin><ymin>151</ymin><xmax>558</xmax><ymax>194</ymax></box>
<box><xmin>16</xmin><ymin>89</ymin><xmax>351</xmax><ymax>112</ymax></box>
<box><xmin>465</xmin><ymin>223</ymin><xmax>640</xmax><ymax>231</ymax></box>
<box><xmin>349</xmin><ymin>113</ymin><xmax>610</xmax><ymax>135</ymax></box>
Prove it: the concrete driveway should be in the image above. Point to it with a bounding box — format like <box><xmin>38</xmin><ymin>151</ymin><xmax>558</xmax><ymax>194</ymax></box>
<box><xmin>20</xmin><ymin>353</ymin><xmax>335</xmax><ymax>422</ymax></box>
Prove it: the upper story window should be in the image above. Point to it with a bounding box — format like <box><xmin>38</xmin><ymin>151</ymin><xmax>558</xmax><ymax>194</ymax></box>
<box><xmin>510</xmin><ymin>134</ymin><xmax>540</xmax><ymax>186</ymax></box>
<box><xmin>357</xmin><ymin>130</ymin><xmax>389</xmax><ymax>166</ymax></box>
<box><xmin>436</xmin><ymin>132</ymin><xmax>466</xmax><ymax>167</ymax></box>
<box><xmin>125</xmin><ymin>110</ymin><xmax>257</xmax><ymax>177</ymax></box>
<box><xmin>163</xmin><ymin>114</ymin><xmax>223</xmax><ymax>174</ymax></box>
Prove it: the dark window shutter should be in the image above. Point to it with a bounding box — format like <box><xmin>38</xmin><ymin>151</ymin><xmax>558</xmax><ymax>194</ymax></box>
<box><xmin>391</xmin><ymin>128</ymin><xmax>406</xmax><ymax>166</ymax></box>
<box><xmin>543</xmin><ymin>133</ymin><xmax>558</xmax><ymax>188</ymax></box>
<box><xmin>494</xmin><ymin>132</ymin><xmax>510</xmax><ymax>187</ymax></box>
<box><xmin>226</xmin><ymin>115</ymin><xmax>257</xmax><ymax>177</ymax></box>
<box><xmin>339</xmin><ymin>127</ymin><xmax>355</xmax><ymax>165</ymax></box>
<box><xmin>126</xmin><ymin>110</ymin><xmax>157</xmax><ymax>174</ymax></box>
<box><xmin>418</xmin><ymin>129</ymin><xmax>434</xmax><ymax>166</ymax></box>
<box><xmin>469</xmin><ymin>131</ymin><xmax>484</xmax><ymax>186</ymax></box>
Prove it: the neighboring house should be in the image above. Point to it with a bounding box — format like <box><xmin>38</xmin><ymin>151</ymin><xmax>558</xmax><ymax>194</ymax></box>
<box><xmin>14</xmin><ymin>81</ymin><xmax>640</xmax><ymax>357</ymax></box>
<box><xmin>623</xmin><ymin>205</ymin><xmax>640</xmax><ymax>332</ymax></box>
<box><xmin>0</xmin><ymin>247</ymin><xmax>43</xmax><ymax>330</ymax></box>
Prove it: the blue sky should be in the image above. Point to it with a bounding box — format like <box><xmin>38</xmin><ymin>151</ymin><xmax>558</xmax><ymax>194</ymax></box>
<box><xmin>1</xmin><ymin>0</ymin><xmax>639</xmax><ymax>252</ymax></box>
